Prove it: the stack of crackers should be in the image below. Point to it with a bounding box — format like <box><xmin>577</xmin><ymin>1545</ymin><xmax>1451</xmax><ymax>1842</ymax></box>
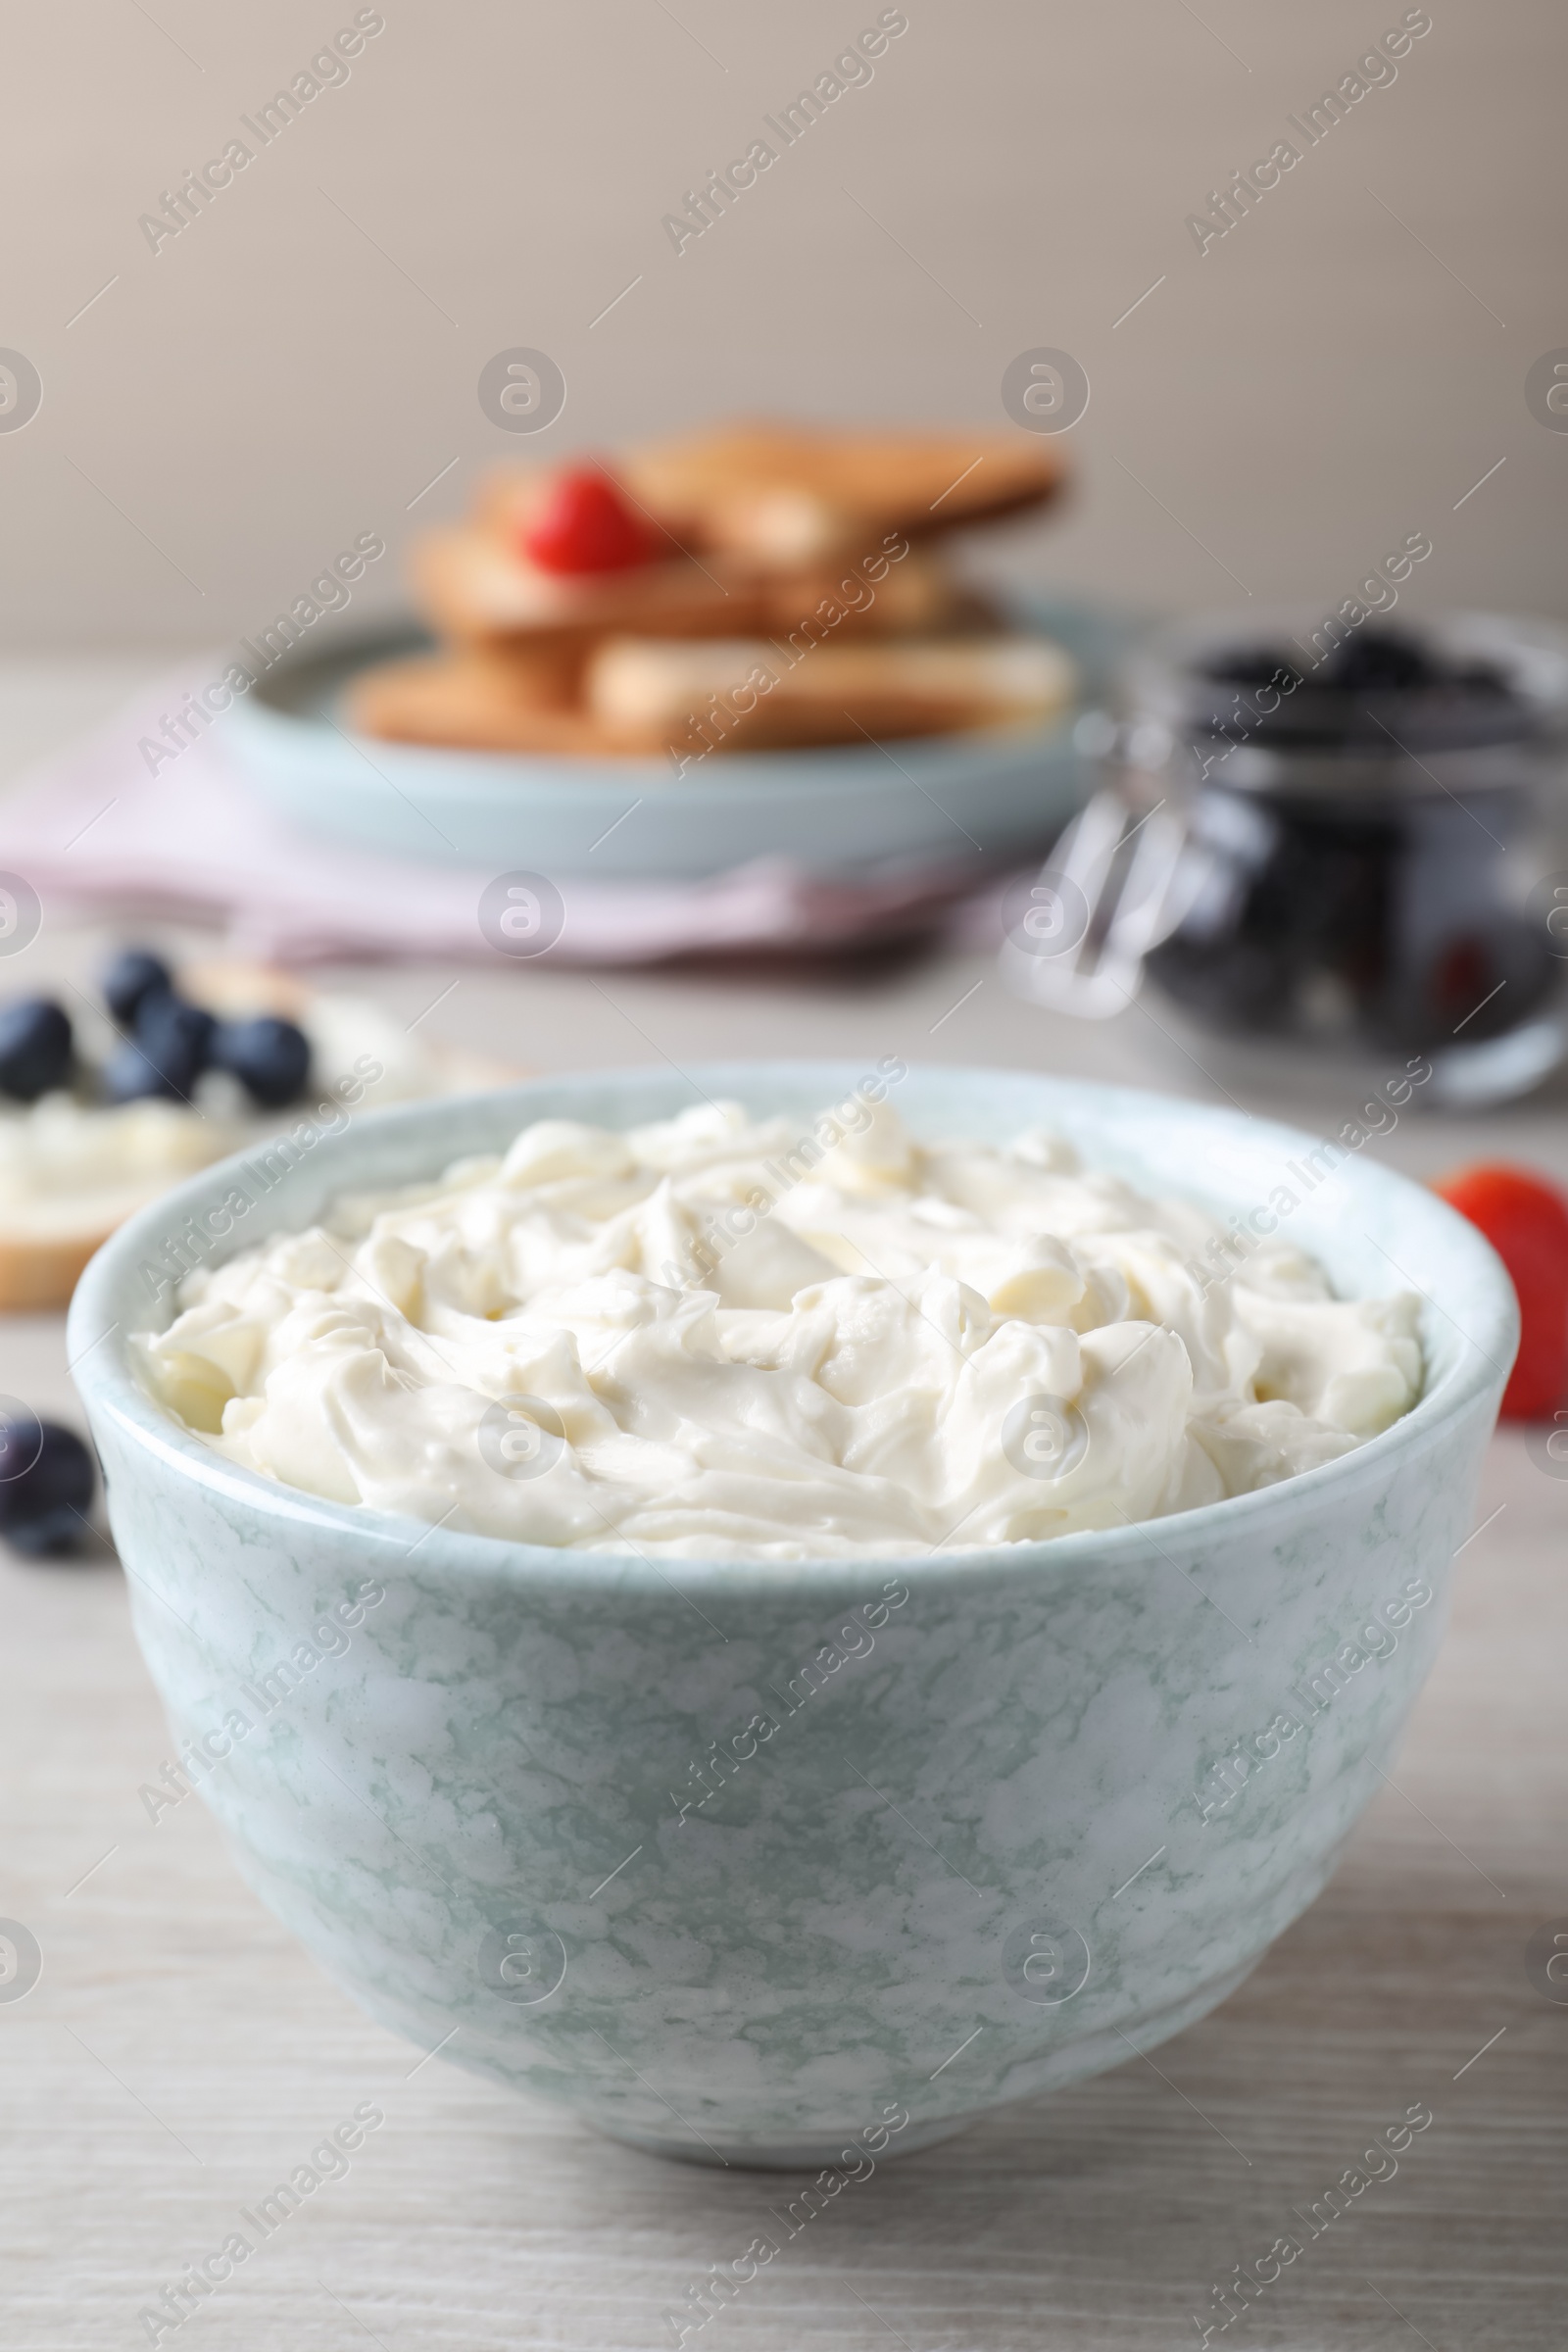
<box><xmin>350</xmin><ymin>422</ymin><xmax>1075</xmax><ymax>768</ymax></box>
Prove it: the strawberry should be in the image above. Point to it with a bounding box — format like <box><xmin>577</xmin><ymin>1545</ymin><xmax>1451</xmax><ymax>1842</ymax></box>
<box><xmin>1433</xmin><ymin>1161</ymin><xmax>1568</xmax><ymax>1419</ymax></box>
<box><xmin>519</xmin><ymin>467</ymin><xmax>659</xmax><ymax>575</ymax></box>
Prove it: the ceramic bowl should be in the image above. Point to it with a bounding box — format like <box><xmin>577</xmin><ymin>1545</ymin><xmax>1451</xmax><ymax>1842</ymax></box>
<box><xmin>69</xmin><ymin>1064</ymin><xmax>1515</xmax><ymax>2168</ymax></box>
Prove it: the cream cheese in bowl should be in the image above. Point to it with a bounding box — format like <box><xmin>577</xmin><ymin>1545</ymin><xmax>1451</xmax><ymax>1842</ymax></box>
<box><xmin>137</xmin><ymin>1084</ymin><xmax>1422</xmax><ymax>1558</ymax></box>
<box><xmin>71</xmin><ymin>1061</ymin><xmax>1513</xmax><ymax>2165</ymax></box>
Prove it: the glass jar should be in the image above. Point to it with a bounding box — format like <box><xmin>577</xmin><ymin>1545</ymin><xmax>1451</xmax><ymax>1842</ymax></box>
<box><xmin>1004</xmin><ymin>611</ymin><xmax>1568</xmax><ymax>1104</ymax></box>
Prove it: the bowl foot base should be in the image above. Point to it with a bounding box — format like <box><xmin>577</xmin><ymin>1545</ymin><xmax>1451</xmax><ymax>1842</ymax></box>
<box><xmin>592</xmin><ymin>2113</ymin><xmax>976</xmax><ymax>2171</ymax></box>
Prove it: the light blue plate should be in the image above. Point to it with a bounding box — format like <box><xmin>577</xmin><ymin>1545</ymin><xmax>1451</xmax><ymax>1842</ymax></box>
<box><xmin>221</xmin><ymin>599</ymin><xmax>1130</xmax><ymax>881</ymax></box>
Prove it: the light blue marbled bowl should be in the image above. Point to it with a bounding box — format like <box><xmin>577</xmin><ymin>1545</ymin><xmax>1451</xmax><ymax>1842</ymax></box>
<box><xmin>69</xmin><ymin>1066</ymin><xmax>1516</xmax><ymax>2169</ymax></box>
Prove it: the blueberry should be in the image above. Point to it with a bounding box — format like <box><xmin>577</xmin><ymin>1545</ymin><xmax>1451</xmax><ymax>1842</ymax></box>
<box><xmin>0</xmin><ymin>1404</ymin><xmax>42</xmax><ymax>1486</ymax></box>
<box><xmin>212</xmin><ymin>1015</ymin><xmax>312</xmax><ymax>1109</ymax></box>
<box><xmin>138</xmin><ymin>992</ymin><xmax>216</xmax><ymax>1060</ymax></box>
<box><xmin>101</xmin><ymin>1041</ymin><xmax>172</xmax><ymax>1103</ymax></box>
<box><xmin>6</xmin><ymin>1503</ymin><xmax>87</xmax><ymax>1558</ymax></box>
<box><xmin>1202</xmin><ymin>645</ymin><xmax>1304</xmax><ymax>694</ymax></box>
<box><xmin>0</xmin><ymin>1411</ymin><xmax>95</xmax><ymax>1558</ymax></box>
<box><xmin>102</xmin><ymin>996</ymin><xmax>216</xmax><ymax>1103</ymax></box>
<box><xmin>1320</xmin><ymin>628</ymin><xmax>1436</xmax><ymax>697</ymax></box>
<box><xmin>101</xmin><ymin>947</ymin><xmax>173</xmax><ymax>1029</ymax></box>
<box><xmin>0</xmin><ymin>997</ymin><xmax>74</xmax><ymax>1102</ymax></box>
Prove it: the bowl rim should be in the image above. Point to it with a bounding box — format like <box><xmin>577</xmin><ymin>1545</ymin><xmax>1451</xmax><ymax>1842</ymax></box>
<box><xmin>68</xmin><ymin>1059</ymin><xmax>1519</xmax><ymax>1597</ymax></box>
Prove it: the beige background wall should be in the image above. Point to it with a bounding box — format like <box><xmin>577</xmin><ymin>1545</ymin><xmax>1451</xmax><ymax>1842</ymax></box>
<box><xmin>0</xmin><ymin>0</ymin><xmax>1562</xmax><ymax>649</ymax></box>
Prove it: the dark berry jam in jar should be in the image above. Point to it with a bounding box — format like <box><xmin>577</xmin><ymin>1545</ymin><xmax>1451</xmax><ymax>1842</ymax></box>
<box><xmin>1015</xmin><ymin>612</ymin><xmax>1568</xmax><ymax>1103</ymax></box>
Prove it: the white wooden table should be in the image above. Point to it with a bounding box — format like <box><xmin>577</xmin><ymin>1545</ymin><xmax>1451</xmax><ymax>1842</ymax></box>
<box><xmin>3</xmin><ymin>662</ymin><xmax>1565</xmax><ymax>2350</ymax></box>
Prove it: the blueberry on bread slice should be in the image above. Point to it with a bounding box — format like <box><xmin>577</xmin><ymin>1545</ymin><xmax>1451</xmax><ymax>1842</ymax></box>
<box><xmin>0</xmin><ymin>956</ymin><xmax>311</xmax><ymax>1310</ymax></box>
<box><xmin>0</xmin><ymin>954</ymin><xmax>519</xmax><ymax>1313</ymax></box>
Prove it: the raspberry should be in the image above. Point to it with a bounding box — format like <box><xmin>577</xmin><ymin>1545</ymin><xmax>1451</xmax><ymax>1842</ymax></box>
<box><xmin>519</xmin><ymin>467</ymin><xmax>659</xmax><ymax>575</ymax></box>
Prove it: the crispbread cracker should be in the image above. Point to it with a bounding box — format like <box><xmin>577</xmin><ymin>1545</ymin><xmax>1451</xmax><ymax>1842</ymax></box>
<box><xmin>479</xmin><ymin>422</ymin><xmax>1064</xmax><ymax>564</ymax></box>
<box><xmin>589</xmin><ymin>634</ymin><xmax>1078</xmax><ymax>756</ymax></box>
<box><xmin>347</xmin><ymin>655</ymin><xmax>634</xmax><ymax>754</ymax></box>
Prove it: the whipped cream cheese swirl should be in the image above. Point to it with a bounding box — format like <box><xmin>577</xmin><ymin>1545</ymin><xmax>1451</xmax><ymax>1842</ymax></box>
<box><xmin>139</xmin><ymin>1095</ymin><xmax>1423</xmax><ymax>1560</ymax></box>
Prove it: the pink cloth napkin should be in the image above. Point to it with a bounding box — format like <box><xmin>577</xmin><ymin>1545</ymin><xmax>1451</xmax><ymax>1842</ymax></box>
<box><xmin>0</xmin><ymin>675</ymin><xmax>1015</xmax><ymax>966</ymax></box>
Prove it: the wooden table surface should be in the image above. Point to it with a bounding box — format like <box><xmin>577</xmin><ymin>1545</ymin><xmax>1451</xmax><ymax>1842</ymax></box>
<box><xmin>2</xmin><ymin>662</ymin><xmax>1566</xmax><ymax>2351</ymax></box>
